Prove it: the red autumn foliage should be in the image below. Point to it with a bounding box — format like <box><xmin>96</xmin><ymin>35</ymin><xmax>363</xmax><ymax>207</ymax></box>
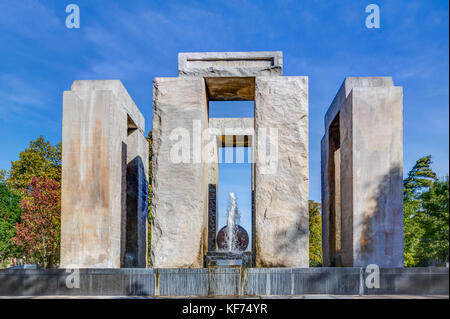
<box><xmin>13</xmin><ymin>176</ymin><xmax>61</xmax><ymax>268</ymax></box>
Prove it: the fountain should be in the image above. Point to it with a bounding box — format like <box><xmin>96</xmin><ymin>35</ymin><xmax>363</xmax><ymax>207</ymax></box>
<box><xmin>217</xmin><ymin>192</ymin><xmax>249</xmax><ymax>252</ymax></box>
<box><xmin>205</xmin><ymin>192</ymin><xmax>252</xmax><ymax>267</ymax></box>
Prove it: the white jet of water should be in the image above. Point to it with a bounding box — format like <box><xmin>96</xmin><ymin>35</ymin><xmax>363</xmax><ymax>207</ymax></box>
<box><xmin>226</xmin><ymin>192</ymin><xmax>240</xmax><ymax>252</ymax></box>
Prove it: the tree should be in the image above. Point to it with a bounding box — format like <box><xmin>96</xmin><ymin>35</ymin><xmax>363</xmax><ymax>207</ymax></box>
<box><xmin>13</xmin><ymin>177</ymin><xmax>61</xmax><ymax>268</ymax></box>
<box><xmin>0</xmin><ymin>182</ymin><xmax>23</xmax><ymax>264</ymax></box>
<box><xmin>7</xmin><ymin>136</ymin><xmax>61</xmax><ymax>194</ymax></box>
<box><xmin>0</xmin><ymin>169</ymin><xmax>7</xmax><ymax>183</ymax></box>
<box><xmin>403</xmin><ymin>198</ymin><xmax>425</xmax><ymax>266</ymax></box>
<box><xmin>403</xmin><ymin>155</ymin><xmax>437</xmax><ymax>200</ymax></box>
<box><xmin>309</xmin><ymin>200</ymin><xmax>322</xmax><ymax>267</ymax></box>
<box><xmin>417</xmin><ymin>176</ymin><xmax>449</xmax><ymax>265</ymax></box>
<box><xmin>403</xmin><ymin>156</ymin><xmax>437</xmax><ymax>266</ymax></box>
<box><xmin>403</xmin><ymin>155</ymin><xmax>449</xmax><ymax>266</ymax></box>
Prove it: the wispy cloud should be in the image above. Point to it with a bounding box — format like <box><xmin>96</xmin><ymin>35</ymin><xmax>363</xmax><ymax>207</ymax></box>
<box><xmin>0</xmin><ymin>0</ymin><xmax>60</xmax><ymax>39</ymax></box>
<box><xmin>78</xmin><ymin>4</ymin><xmax>227</xmax><ymax>79</ymax></box>
<box><xmin>0</xmin><ymin>74</ymin><xmax>52</xmax><ymax>123</ymax></box>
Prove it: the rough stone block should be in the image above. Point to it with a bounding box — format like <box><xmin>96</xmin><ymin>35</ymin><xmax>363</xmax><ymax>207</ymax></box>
<box><xmin>254</xmin><ymin>76</ymin><xmax>309</xmax><ymax>267</ymax></box>
<box><xmin>151</xmin><ymin>77</ymin><xmax>209</xmax><ymax>268</ymax></box>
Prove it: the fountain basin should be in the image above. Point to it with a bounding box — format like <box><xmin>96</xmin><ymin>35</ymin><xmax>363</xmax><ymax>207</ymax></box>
<box><xmin>205</xmin><ymin>251</ymin><xmax>253</xmax><ymax>268</ymax></box>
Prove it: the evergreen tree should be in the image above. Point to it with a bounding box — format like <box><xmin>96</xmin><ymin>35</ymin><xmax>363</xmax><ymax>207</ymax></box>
<box><xmin>418</xmin><ymin>176</ymin><xmax>449</xmax><ymax>265</ymax></box>
<box><xmin>403</xmin><ymin>155</ymin><xmax>448</xmax><ymax>266</ymax></box>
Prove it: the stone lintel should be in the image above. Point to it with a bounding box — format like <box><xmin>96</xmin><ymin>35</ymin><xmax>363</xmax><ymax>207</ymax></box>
<box><xmin>206</xmin><ymin>77</ymin><xmax>255</xmax><ymax>101</ymax></box>
<box><xmin>178</xmin><ymin>51</ymin><xmax>282</xmax><ymax>77</ymax></box>
<box><xmin>209</xmin><ymin>117</ymin><xmax>254</xmax><ymax>147</ymax></box>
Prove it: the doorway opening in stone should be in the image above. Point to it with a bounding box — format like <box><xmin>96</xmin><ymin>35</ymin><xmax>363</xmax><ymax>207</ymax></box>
<box><xmin>327</xmin><ymin>113</ymin><xmax>342</xmax><ymax>267</ymax></box>
<box><xmin>123</xmin><ymin>115</ymin><xmax>146</xmax><ymax>268</ymax></box>
<box><xmin>207</xmin><ymin>101</ymin><xmax>255</xmax><ymax>265</ymax></box>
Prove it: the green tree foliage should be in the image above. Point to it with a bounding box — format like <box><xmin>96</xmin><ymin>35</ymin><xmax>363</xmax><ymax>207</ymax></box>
<box><xmin>0</xmin><ymin>169</ymin><xmax>7</xmax><ymax>183</ymax></box>
<box><xmin>403</xmin><ymin>155</ymin><xmax>449</xmax><ymax>266</ymax></box>
<box><xmin>417</xmin><ymin>176</ymin><xmax>449</xmax><ymax>264</ymax></box>
<box><xmin>403</xmin><ymin>155</ymin><xmax>437</xmax><ymax>200</ymax></box>
<box><xmin>309</xmin><ymin>200</ymin><xmax>322</xmax><ymax>267</ymax></box>
<box><xmin>7</xmin><ymin>136</ymin><xmax>61</xmax><ymax>194</ymax></box>
<box><xmin>403</xmin><ymin>198</ymin><xmax>425</xmax><ymax>266</ymax></box>
<box><xmin>13</xmin><ymin>177</ymin><xmax>61</xmax><ymax>268</ymax></box>
<box><xmin>0</xmin><ymin>182</ymin><xmax>23</xmax><ymax>263</ymax></box>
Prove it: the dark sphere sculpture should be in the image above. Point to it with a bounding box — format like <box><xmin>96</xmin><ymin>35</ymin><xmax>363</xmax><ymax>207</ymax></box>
<box><xmin>217</xmin><ymin>225</ymin><xmax>249</xmax><ymax>251</ymax></box>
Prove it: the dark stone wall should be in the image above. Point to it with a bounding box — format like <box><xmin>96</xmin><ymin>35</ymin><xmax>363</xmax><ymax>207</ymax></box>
<box><xmin>0</xmin><ymin>268</ymin><xmax>447</xmax><ymax>297</ymax></box>
<box><xmin>208</xmin><ymin>184</ymin><xmax>217</xmax><ymax>252</ymax></box>
<box><xmin>125</xmin><ymin>156</ymin><xmax>148</xmax><ymax>268</ymax></box>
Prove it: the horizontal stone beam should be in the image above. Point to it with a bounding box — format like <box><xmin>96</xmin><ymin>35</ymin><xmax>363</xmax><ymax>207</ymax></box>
<box><xmin>178</xmin><ymin>51</ymin><xmax>282</xmax><ymax>77</ymax></box>
<box><xmin>209</xmin><ymin>117</ymin><xmax>254</xmax><ymax>147</ymax></box>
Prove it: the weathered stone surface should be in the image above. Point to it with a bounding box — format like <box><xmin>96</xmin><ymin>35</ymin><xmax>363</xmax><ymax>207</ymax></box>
<box><xmin>324</xmin><ymin>77</ymin><xmax>393</xmax><ymax>130</ymax></box>
<box><xmin>254</xmin><ymin>76</ymin><xmax>309</xmax><ymax>267</ymax></box>
<box><xmin>61</xmin><ymin>89</ymin><xmax>126</xmax><ymax>268</ymax></box>
<box><xmin>61</xmin><ymin>80</ymin><xmax>148</xmax><ymax>268</ymax></box>
<box><xmin>151</xmin><ymin>77</ymin><xmax>209</xmax><ymax>268</ymax></box>
<box><xmin>352</xmin><ymin>86</ymin><xmax>403</xmax><ymax>267</ymax></box>
<box><xmin>205</xmin><ymin>77</ymin><xmax>255</xmax><ymax>101</ymax></box>
<box><xmin>321</xmin><ymin>77</ymin><xmax>403</xmax><ymax>267</ymax></box>
<box><xmin>179</xmin><ymin>51</ymin><xmax>282</xmax><ymax>77</ymax></box>
<box><xmin>70</xmin><ymin>80</ymin><xmax>145</xmax><ymax>133</ymax></box>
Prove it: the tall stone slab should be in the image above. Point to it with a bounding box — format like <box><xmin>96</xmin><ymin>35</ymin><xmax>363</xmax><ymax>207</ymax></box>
<box><xmin>321</xmin><ymin>77</ymin><xmax>404</xmax><ymax>267</ymax></box>
<box><xmin>151</xmin><ymin>78</ymin><xmax>209</xmax><ymax>268</ymax></box>
<box><xmin>254</xmin><ymin>76</ymin><xmax>309</xmax><ymax>267</ymax></box>
<box><xmin>61</xmin><ymin>80</ymin><xmax>148</xmax><ymax>268</ymax></box>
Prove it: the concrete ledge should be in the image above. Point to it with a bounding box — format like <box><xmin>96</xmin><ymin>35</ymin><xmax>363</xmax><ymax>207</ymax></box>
<box><xmin>0</xmin><ymin>268</ymin><xmax>447</xmax><ymax>297</ymax></box>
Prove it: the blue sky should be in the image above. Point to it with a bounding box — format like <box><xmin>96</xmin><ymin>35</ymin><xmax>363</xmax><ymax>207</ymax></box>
<box><xmin>0</xmin><ymin>0</ymin><xmax>448</xmax><ymax>224</ymax></box>
<box><xmin>210</xmin><ymin>101</ymin><xmax>253</xmax><ymax>243</ymax></box>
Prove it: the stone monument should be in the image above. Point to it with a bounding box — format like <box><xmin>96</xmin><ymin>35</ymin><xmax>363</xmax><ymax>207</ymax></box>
<box><xmin>151</xmin><ymin>51</ymin><xmax>309</xmax><ymax>268</ymax></box>
<box><xmin>60</xmin><ymin>80</ymin><xmax>149</xmax><ymax>268</ymax></box>
<box><xmin>58</xmin><ymin>53</ymin><xmax>403</xmax><ymax>270</ymax></box>
<box><xmin>321</xmin><ymin>77</ymin><xmax>404</xmax><ymax>267</ymax></box>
